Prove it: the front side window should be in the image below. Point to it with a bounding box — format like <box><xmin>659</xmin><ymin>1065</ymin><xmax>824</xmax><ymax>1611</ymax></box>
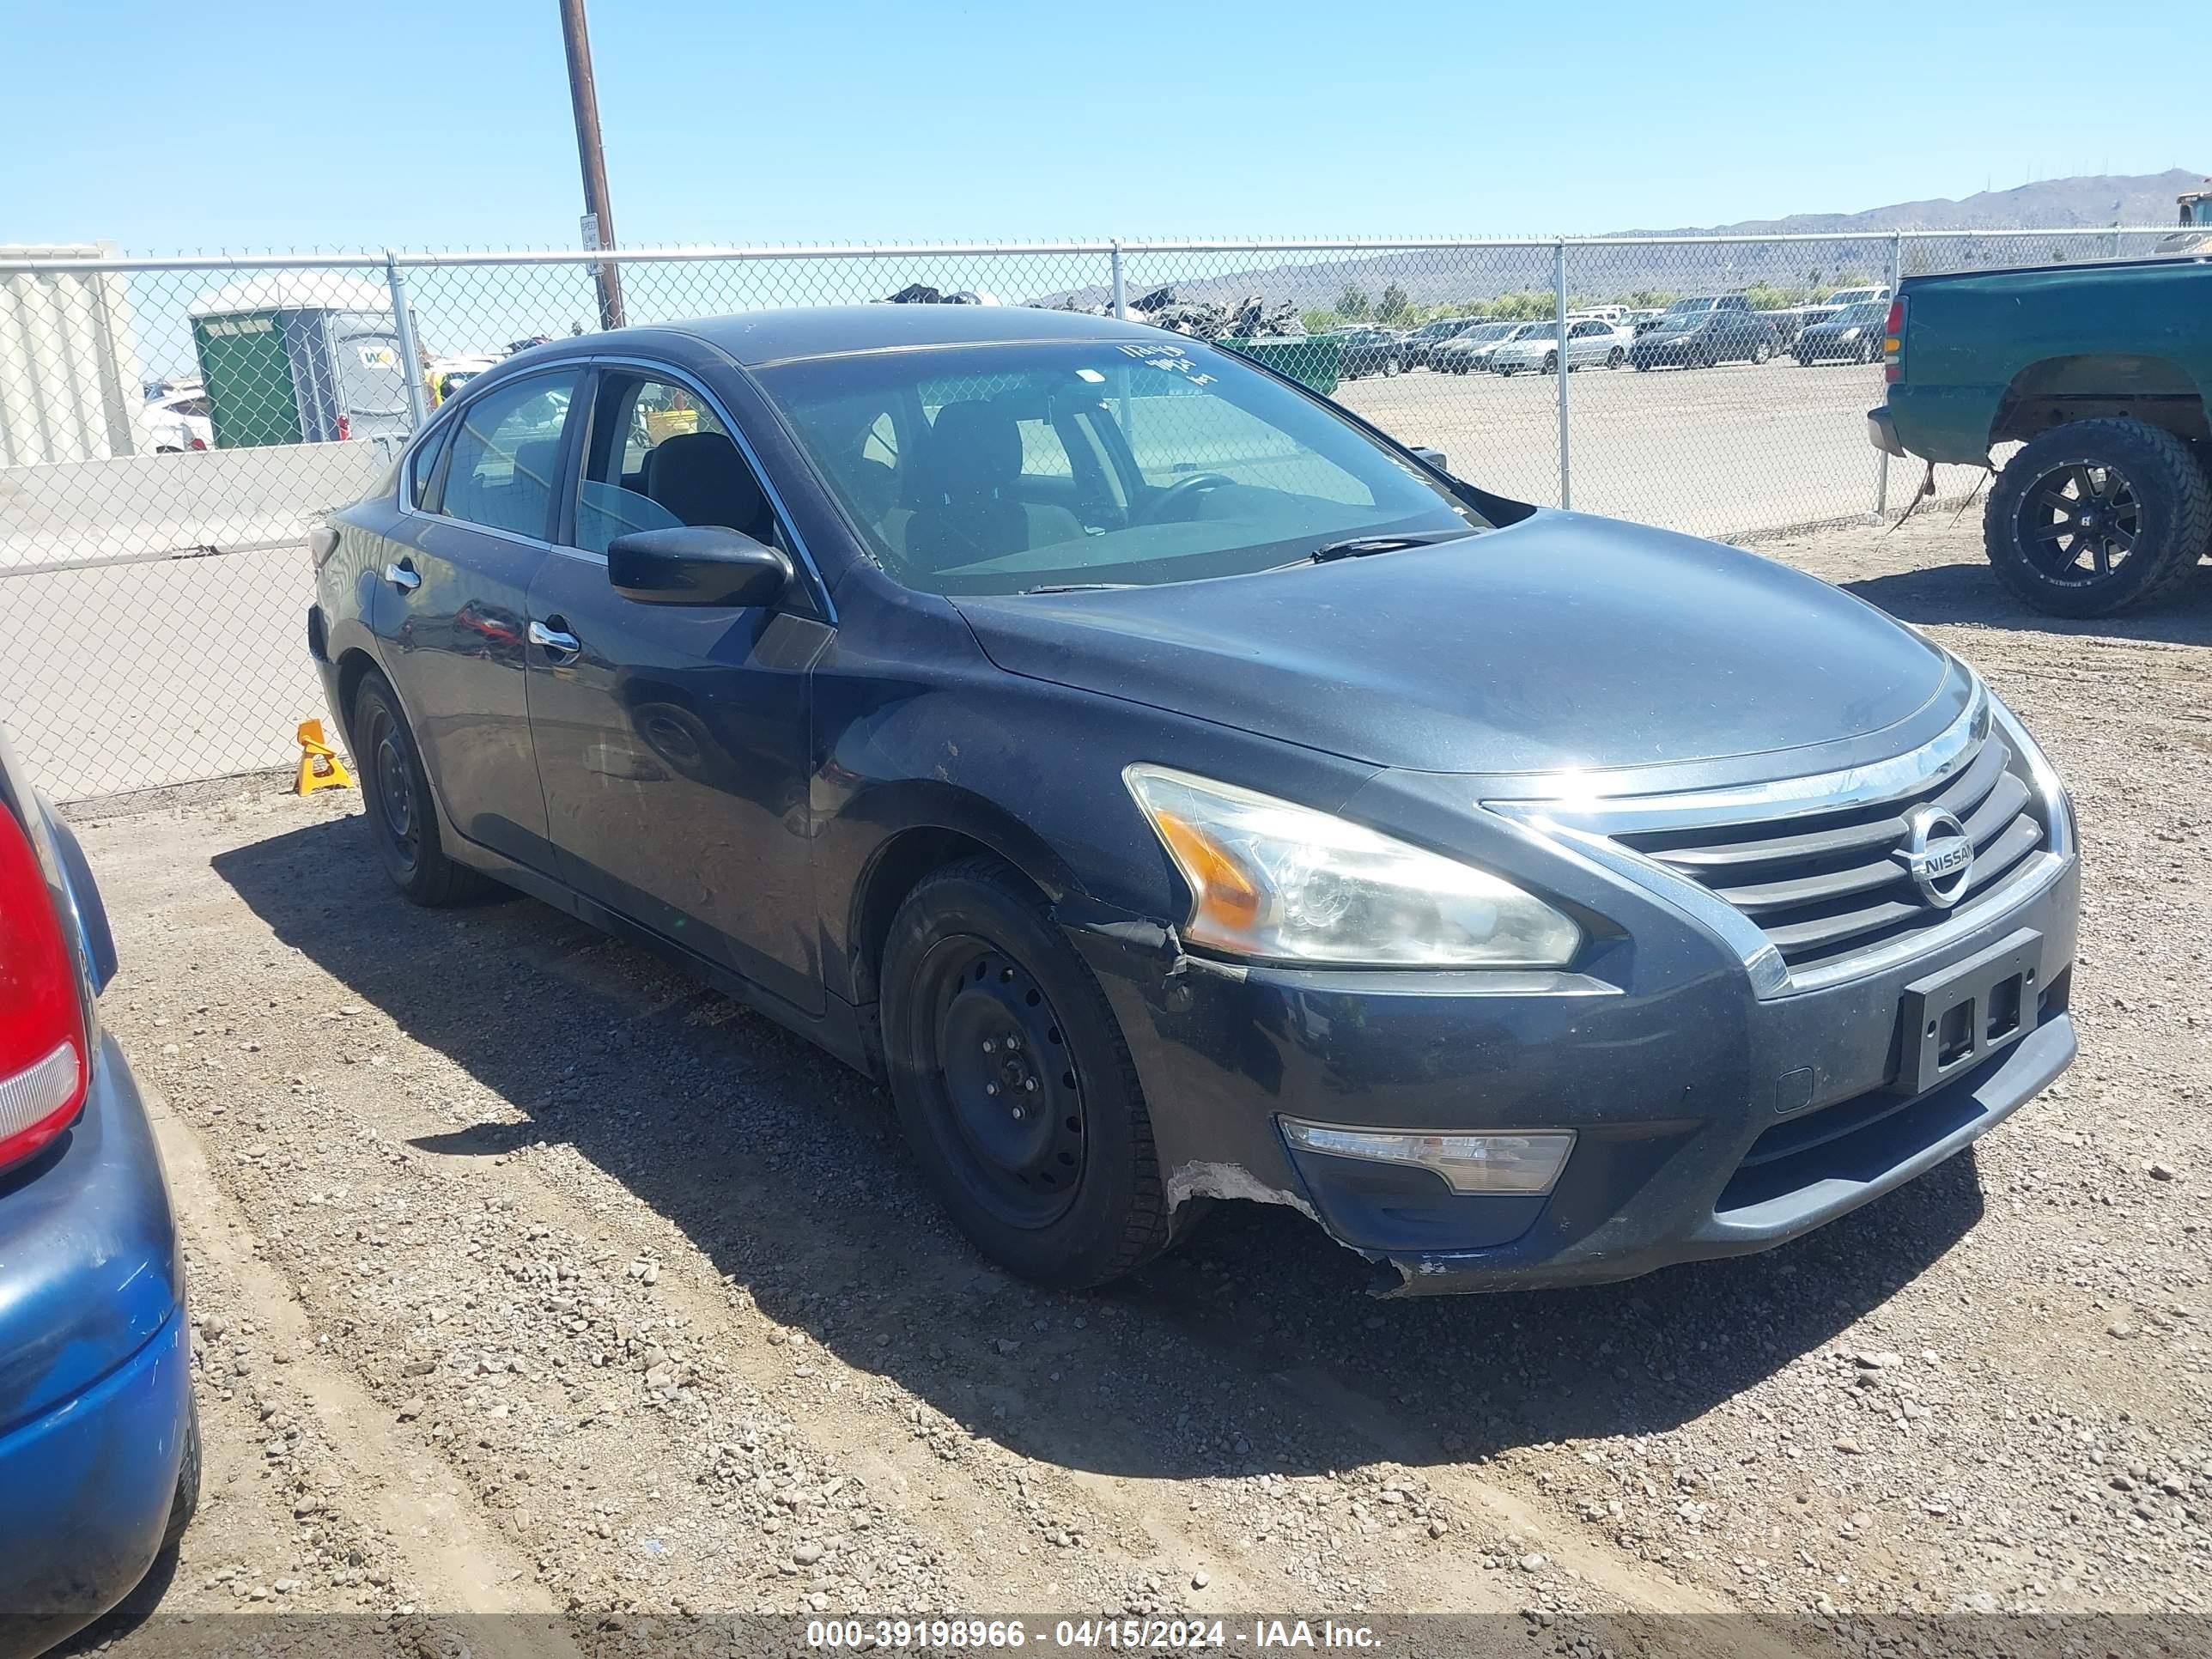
<box><xmin>573</xmin><ymin>373</ymin><xmax>778</xmax><ymax>556</ymax></box>
<box><xmin>438</xmin><ymin>372</ymin><xmax>578</xmax><ymax>538</ymax></box>
<box><xmin>759</xmin><ymin>338</ymin><xmax>1484</xmax><ymax>596</ymax></box>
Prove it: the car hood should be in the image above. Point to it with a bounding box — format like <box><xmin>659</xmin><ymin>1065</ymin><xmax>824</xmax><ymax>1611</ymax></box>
<box><xmin>950</xmin><ymin>510</ymin><xmax>1951</xmax><ymax>777</ymax></box>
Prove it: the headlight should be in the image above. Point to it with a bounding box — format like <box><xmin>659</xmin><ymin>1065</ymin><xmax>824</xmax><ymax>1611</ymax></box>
<box><xmin>1840</xmin><ymin>326</ymin><xmax>1862</xmax><ymax>340</ymax></box>
<box><xmin>1123</xmin><ymin>765</ymin><xmax>1582</xmax><ymax>968</ymax></box>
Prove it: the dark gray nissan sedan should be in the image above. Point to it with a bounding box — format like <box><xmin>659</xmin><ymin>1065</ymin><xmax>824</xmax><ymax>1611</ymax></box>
<box><xmin>307</xmin><ymin>303</ymin><xmax>2078</xmax><ymax>1295</ymax></box>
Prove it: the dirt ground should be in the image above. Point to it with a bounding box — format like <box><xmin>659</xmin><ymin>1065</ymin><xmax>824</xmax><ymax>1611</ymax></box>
<box><xmin>54</xmin><ymin>513</ymin><xmax>2212</xmax><ymax>1658</ymax></box>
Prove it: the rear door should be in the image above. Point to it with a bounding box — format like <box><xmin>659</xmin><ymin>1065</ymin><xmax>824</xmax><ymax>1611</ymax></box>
<box><xmin>371</xmin><ymin>367</ymin><xmax>580</xmax><ymax>872</ymax></box>
<box><xmin>525</xmin><ymin>363</ymin><xmax>829</xmax><ymax>1013</ymax></box>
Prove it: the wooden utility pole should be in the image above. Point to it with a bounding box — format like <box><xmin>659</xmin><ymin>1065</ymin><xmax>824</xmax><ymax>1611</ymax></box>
<box><xmin>559</xmin><ymin>0</ymin><xmax>625</xmax><ymax>329</ymax></box>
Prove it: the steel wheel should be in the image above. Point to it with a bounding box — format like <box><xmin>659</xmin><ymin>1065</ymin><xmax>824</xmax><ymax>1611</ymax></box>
<box><xmin>364</xmin><ymin>702</ymin><xmax>421</xmax><ymax>880</ymax></box>
<box><xmin>919</xmin><ymin>935</ymin><xmax>1087</xmax><ymax>1229</ymax></box>
<box><xmin>2015</xmin><ymin>461</ymin><xmax>2142</xmax><ymax>585</ymax></box>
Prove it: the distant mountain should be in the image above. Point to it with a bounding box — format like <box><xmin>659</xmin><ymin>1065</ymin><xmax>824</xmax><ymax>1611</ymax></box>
<box><xmin>1043</xmin><ymin>170</ymin><xmax>2206</xmax><ymax>314</ymax></box>
<box><xmin>1628</xmin><ymin>170</ymin><xmax>2208</xmax><ymax>236</ymax></box>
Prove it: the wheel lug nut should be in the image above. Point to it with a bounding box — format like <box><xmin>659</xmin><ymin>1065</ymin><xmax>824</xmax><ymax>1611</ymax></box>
<box><xmin>986</xmin><ymin>1083</ymin><xmax>999</xmax><ymax>1097</ymax></box>
<box><xmin>982</xmin><ymin>1039</ymin><xmax>995</xmax><ymax>1054</ymax></box>
<box><xmin>1025</xmin><ymin>1078</ymin><xmax>1038</xmax><ymax>1092</ymax></box>
<box><xmin>1011</xmin><ymin>1107</ymin><xmax>1024</xmax><ymax>1121</ymax></box>
<box><xmin>1006</xmin><ymin>1034</ymin><xmax>1021</xmax><ymax>1051</ymax></box>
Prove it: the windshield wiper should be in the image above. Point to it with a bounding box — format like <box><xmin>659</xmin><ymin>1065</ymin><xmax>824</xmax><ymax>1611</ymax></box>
<box><xmin>1019</xmin><ymin>581</ymin><xmax>1135</xmax><ymax>594</ymax></box>
<box><xmin>1299</xmin><ymin>529</ymin><xmax>1477</xmax><ymax>566</ymax></box>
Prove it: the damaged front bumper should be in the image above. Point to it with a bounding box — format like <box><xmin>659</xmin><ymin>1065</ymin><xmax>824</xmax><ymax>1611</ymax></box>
<box><xmin>1066</xmin><ymin>849</ymin><xmax>2078</xmax><ymax>1296</ymax></box>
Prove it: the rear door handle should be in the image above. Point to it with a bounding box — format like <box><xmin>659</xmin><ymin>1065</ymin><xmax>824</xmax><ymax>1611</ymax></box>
<box><xmin>383</xmin><ymin>561</ymin><xmax>421</xmax><ymax>592</ymax></box>
<box><xmin>528</xmin><ymin>619</ymin><xmax>581</xmax><ymax>661</ymax></box>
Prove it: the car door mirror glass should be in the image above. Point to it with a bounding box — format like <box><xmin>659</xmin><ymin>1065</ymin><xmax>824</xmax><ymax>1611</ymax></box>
<box><xmin>607</xmin><ymin>526</ymin><xmax>793</xmax><ymax>609</ymax></box>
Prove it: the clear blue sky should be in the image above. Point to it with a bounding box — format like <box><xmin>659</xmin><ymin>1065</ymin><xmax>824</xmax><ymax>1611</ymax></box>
<box><xmin>3</xmin><ymin>0</ymin><xmax>2205</xmax><ymax>252</ymax></box>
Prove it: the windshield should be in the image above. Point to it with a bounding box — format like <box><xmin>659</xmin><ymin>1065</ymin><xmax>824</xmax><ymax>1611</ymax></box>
<box><xmin>1456</xmin><ymin>323</ymin><xmax>1513</xmax><ymax>343</ymax></box>
<box><xmin>1649</xmin><ymin>312</ymin><xmax>1704</xmax><ymax>332</ymax></box>
<box><xmin>757</xmin><ymin>337</ymin><xmax>1486</xmax><ymax>596</ymax></box>
<box><xmin>1832</xmin><ymin>302</ymin><xmax>1888</xmax><ymax>325</ymax></box>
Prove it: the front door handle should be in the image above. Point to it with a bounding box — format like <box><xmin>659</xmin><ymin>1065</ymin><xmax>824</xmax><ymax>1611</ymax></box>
<box><xmin>383</xmin><ymin>561</ymin><xmax>421</xmax><ymax>592</ymax></box>
<box><xmin>528</xmin><ymin>619</ymin><xmax>581</xmax><ymax>661</ymax></box>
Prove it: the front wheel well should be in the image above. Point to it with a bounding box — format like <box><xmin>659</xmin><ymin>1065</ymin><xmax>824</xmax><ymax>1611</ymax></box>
<box><xmin>850</xmin><ymin>828</ymin><xmax>1019</xmax><ymax>1010</ymax></box>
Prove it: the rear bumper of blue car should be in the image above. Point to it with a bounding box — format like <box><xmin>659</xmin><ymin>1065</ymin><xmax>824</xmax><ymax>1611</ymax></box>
<box><xmin>0</xmin><ymin>1035</ymin><xmax>192</xmax><ymax>1659</ymax></box>
<box><xmin>0</xmin><ymin>1309</ymin><xmax>190</xmax><ymax>1657</ymax></box>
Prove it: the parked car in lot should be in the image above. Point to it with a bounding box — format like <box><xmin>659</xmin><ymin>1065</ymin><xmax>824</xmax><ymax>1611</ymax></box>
<box><xmin>1825</xmin><ymin>284</ymin><xmax>1891</xmax><ymax>312</ymax></box>
<box><xmin>1435</xmin><ymin>319</ymin><xmax>1538</xmax><ymax>374</ymax></box>
<box><xmin>0</xmin><ymin>727</ymin><xmax>197</xmax><ymax>1659</ymax></box>
<box><xmin>1334</xmin><ymin>327</ymin><xmax>1407</xmax><ymax>379</ymax></box>
<box><xmin>1870</xmin><ymin>255</ymin><xmax>2212</xmax><ymax>616</ymax></box>
<box><xmin>1490</xmin><ymin>318</ymin><xmax>1630</xmax><ymax>376</ymax></box>
<box><xmin>1795</xmin><ymin>301</ymin><xmax>1890</xmax><ymax>365</ymax></box>
<box><xmin>138</xmin><ymin>387</ymin><xmax>213</xmax><ymax>453</ymax></box>
<box><xmin>1629</xmin><ymin>298</ymin><xmax>1778</xmax><ymax>369</ymax></box>
<box><xmin>312</xmin><ymin>304</ymin><xmax>2079</xmax><ymax>1297</ymax></box>
<box><xmin>1401</xmin><ymin>317</ymin><xmax>1485</xmax><ymax>369</ymax></box>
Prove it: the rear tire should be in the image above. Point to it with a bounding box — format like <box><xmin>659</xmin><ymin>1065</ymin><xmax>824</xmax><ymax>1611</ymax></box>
<box><xmin>353</xmin><ymin>670</ymin><xmax>483</xmax><ymax>905</ymax></box>
<box><xmin>1983</xmin><ymin>418</ymin><xmax>2212</xmax><ymax>617</ymax></box>
<box><xmin>880</xmin><ymin>857</ymin><xmax>1177</xmax><ymax>1290</ymax></box>
<box><xmin>1752</xmin><ymin>339</ymin><xmax>1773</xmax><ymax>365</ymax></box>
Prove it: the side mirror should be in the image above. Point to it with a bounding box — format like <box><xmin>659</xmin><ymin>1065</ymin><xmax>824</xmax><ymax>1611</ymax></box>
<box><xmin>607</xmin><ymin>526</ymin><xmax>792</xmax><ymax>609</ymax></box>
<box><xmin>1408</xmin><ymin>445</ymin><xmax>1449</xmax><ymax>473</ymax></box>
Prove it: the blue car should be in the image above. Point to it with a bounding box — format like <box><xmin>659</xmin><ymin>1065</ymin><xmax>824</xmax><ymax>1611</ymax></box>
<box><xmin>0</xmin><ymin>726</ymin><xmax>196</xmax><ymax>1657</ymax></box>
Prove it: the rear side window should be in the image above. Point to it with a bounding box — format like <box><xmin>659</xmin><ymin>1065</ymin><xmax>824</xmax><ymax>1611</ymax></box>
<box><xmin>439</xmin><ymin>373</ymin><xmax>579</xmax><ymax>539</ymax></box>
<box><xmin>408</xmin><ymin>422</ymin><xmax>450</xmax><ymax>508</ymax></box>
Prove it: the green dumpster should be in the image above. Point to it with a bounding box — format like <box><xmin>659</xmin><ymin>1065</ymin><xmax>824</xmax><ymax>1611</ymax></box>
<box><xmin>1220</xmin><ymin>333</ymin><xmax>1342</xmax><ymax>396</ymax></box>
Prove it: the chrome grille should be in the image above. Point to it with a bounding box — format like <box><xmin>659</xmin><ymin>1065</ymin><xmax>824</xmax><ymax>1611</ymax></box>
<box><xmin>1613</xmin><ymin>731</ymin><xmax>2048</xmax><ymax>974</ymax></box>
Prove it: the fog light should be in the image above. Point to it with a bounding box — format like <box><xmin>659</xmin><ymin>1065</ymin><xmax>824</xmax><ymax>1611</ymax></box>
<box><xmin>1280</xmin><ymin>1120</ymin><xmax>1576</xmax><ymax>1195</ymax></box>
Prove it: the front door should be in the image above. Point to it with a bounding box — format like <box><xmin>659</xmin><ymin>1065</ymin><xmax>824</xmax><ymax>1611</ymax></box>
<box><xmin>373</xmin><ymin>367</ymin><xmax>580</xmax><ymax>871</ymax></box>
<box><xmin>526</xmin><ymin>367</ymin><xmax>827</xmax><ymax>1013</ymax></box>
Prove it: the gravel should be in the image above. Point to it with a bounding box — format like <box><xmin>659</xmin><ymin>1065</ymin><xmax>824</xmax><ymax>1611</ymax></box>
<box><xmin>60</xmin><ymin>513</ymin><xmax>2212</xmax><ymax>1653</ymax></box>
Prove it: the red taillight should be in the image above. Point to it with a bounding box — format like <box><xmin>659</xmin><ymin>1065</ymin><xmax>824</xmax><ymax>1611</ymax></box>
<box><xmin>1883</xmin><ymin>297</ymin><xmax>1905</xmax><ymax>385</ymax></box>
<box><xmin>190</xmin><ymin>436</ymin><xmax>208</xmax><ymax>451</ymax></box>
<box><xmin>0</xmin><ymin>808</ymin><xmax>88</xmax><ymax>1171</ymax></box>
<box><xmin>337</xmin><ymin>415</ymin><xmax>351</xmax><ymax>442</ymax></box>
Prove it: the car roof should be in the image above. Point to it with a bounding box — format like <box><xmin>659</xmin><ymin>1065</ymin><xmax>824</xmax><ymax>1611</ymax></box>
<box><xmin>587</xmin><ymin>304</ymin><xmax>1165</xmax><ymax>368</ymax></box>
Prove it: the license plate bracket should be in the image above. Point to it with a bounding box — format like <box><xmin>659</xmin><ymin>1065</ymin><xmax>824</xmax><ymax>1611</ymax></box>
<box><xmin>1895</xmin><ymin>927</ymin><xmax>2042</xmax><ymax>1097</ymax></box>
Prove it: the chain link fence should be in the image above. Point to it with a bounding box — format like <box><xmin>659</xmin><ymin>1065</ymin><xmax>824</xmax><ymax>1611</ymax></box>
<box><xmin>0</xmin><ymin>228</ymin><xmax>2186</xmax><ymax>800</ymax></box>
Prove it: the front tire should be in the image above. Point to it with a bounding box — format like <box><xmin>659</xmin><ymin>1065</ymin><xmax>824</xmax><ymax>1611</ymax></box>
<box><xmin>1983</xmin><ymin>418</ymin><xmax>2212</xmax><ymax>617</ymax></box>
<box><xmin>1607</xmin><ymin>345</ymin><xmax>1625</xmax><ymax>368</ymax></box>
<box><xmin>880</xmin><ymin>858</ymin><xmax>1176</xmax><ymax>1290</ymax></box>
<box><xmin>1752</xmin><ymin>339</ymin><xmax>1772</xmax><ymax>365</ymax></box>
<box><xmin>353</xmin><ymin>670</ymin><xmax>482</xmax><ymax>905</ymax></box>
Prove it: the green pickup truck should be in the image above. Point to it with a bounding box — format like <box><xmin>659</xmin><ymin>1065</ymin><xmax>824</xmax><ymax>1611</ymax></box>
<box><xmin>1869</xmin><ymin>256</ymin><xmax>2211</xmax><ymax>615</ymax></box>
